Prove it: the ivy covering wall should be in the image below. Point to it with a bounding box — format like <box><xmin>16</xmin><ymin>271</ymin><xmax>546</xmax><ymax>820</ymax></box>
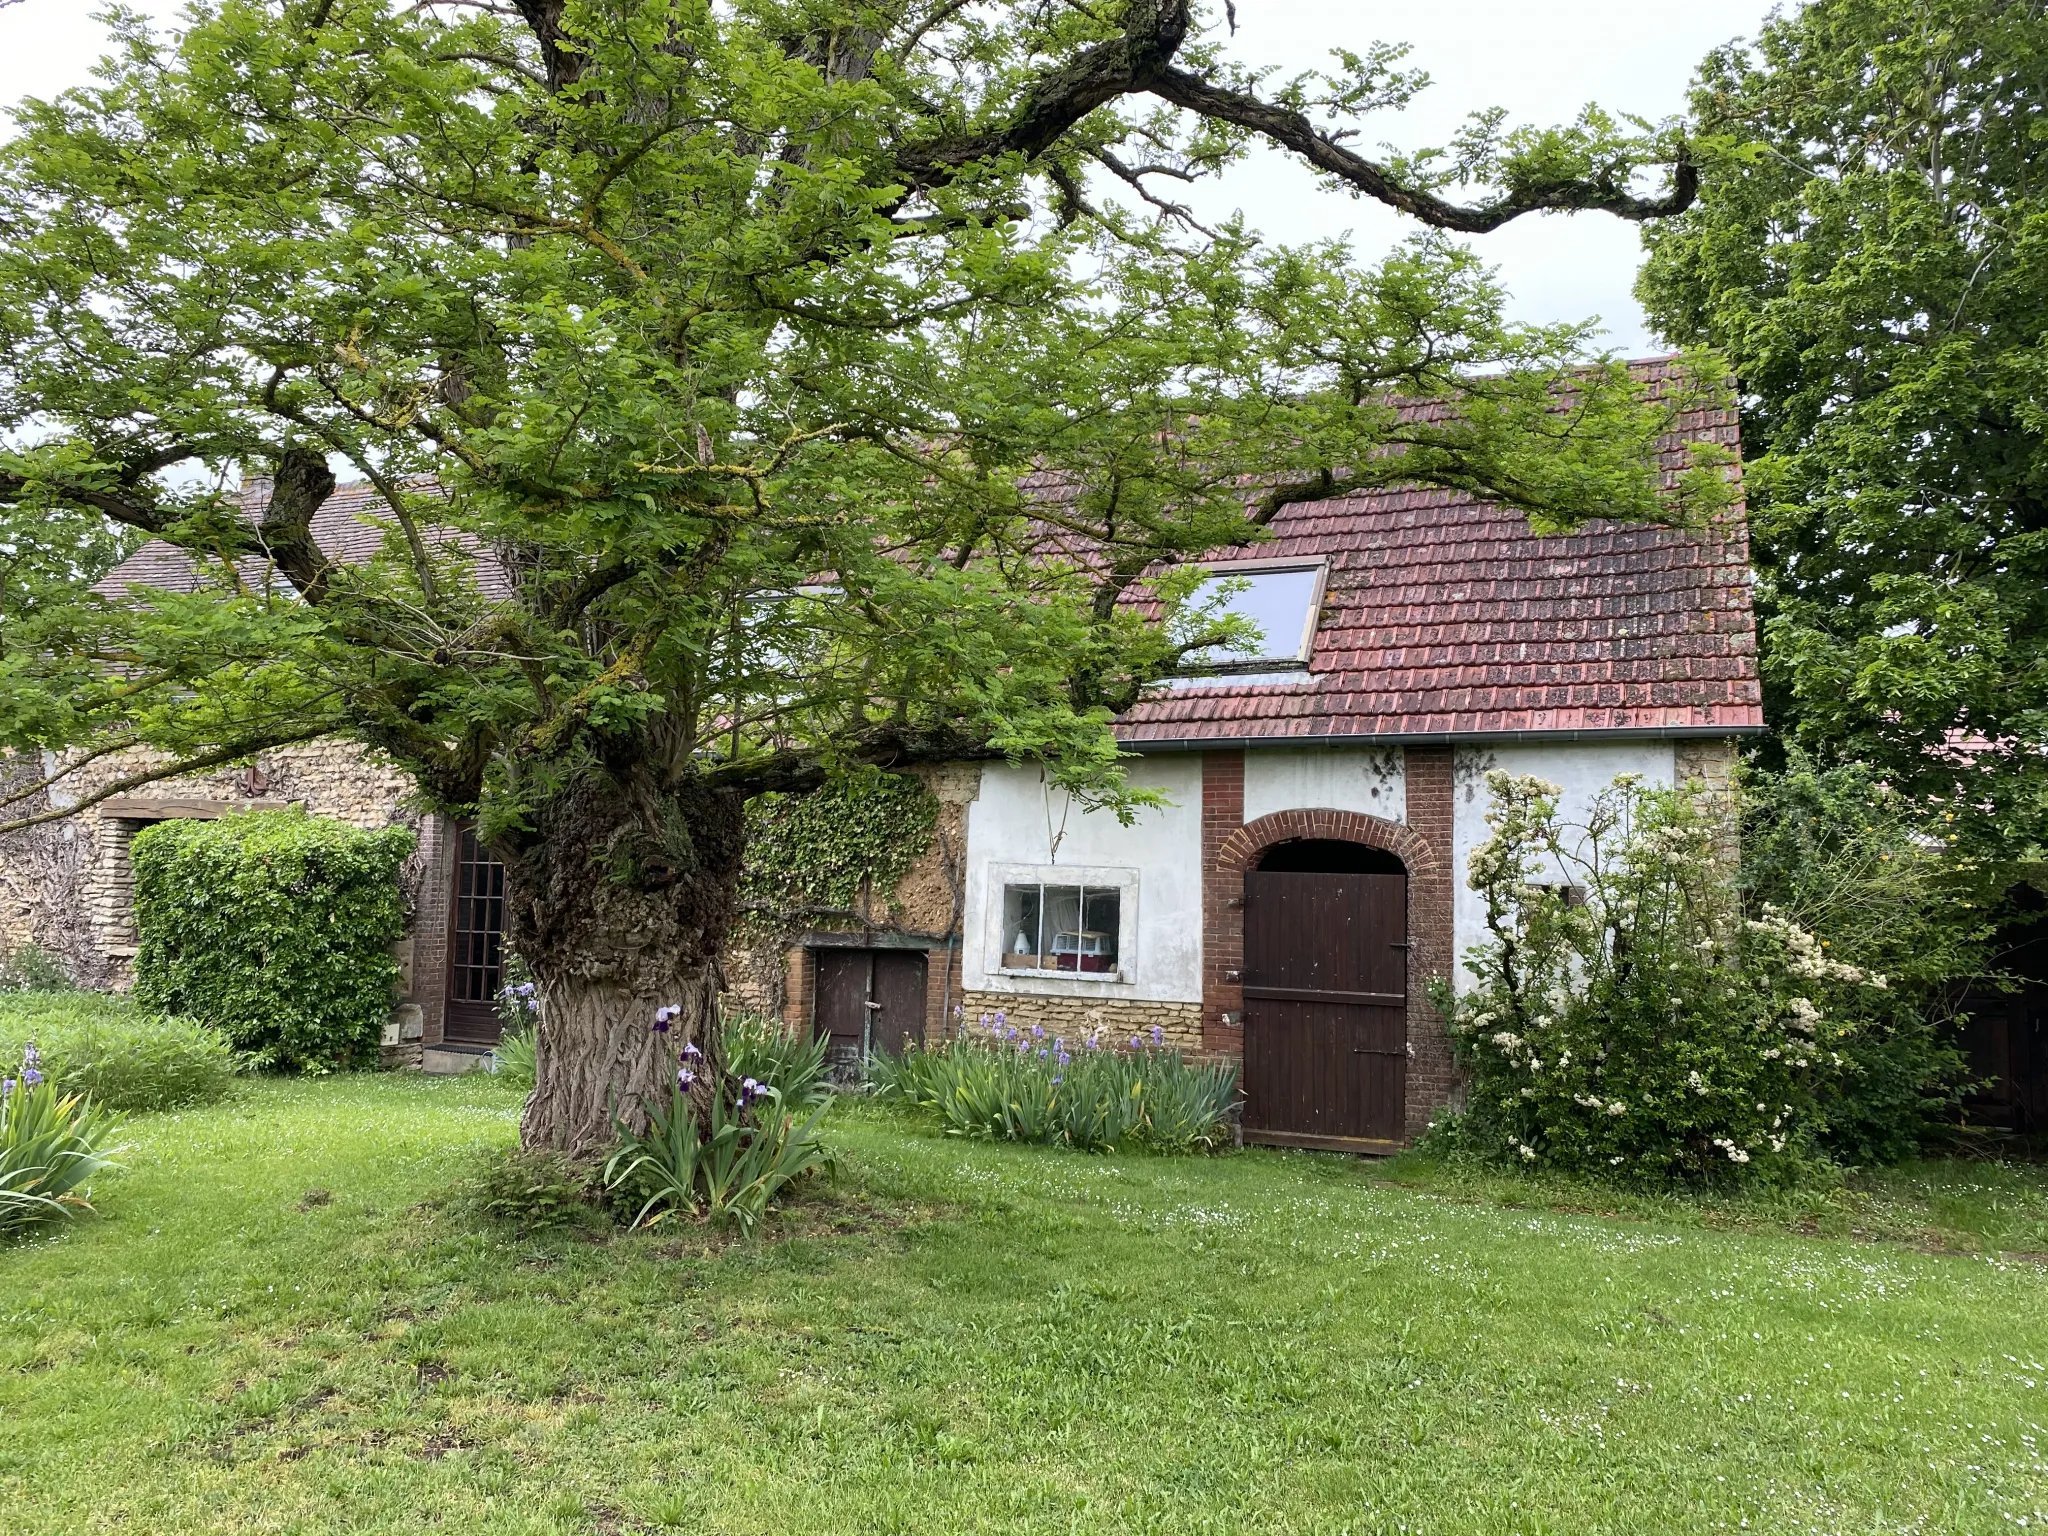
<box><xmin>738</xmin><ymin>770</ymin><xmax>941</xmax><ymax>940</ymax></box>
<box><xmin>131</xmin><ymin>809</ymin><xmax>413</xmax><ymax>1071</ymax></box>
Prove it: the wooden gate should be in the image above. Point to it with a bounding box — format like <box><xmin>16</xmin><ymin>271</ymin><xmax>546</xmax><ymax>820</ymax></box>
<box><xmin>444</xmin><ymin>825</ymin><xmax>508</xmax><ymax>1044</ymax></box>
<box><xmin>1241</xmin><ymin>869</ymin><xmax>1408</xmax><ymax>1151</ymax></box>
<box><xmin>813</xmin><ymin>948</ymin><xmax>928</xmax><ymax>1064</ymax></box>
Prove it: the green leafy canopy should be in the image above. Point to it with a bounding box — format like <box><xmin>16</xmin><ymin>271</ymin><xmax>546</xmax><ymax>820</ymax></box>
<box><xmin>1639</xmin><ymin>0</ymin><xmax>2048</xmax><ymax>853</ymax></box>
<box><xmin>1</xmin><ymin>0</ymin><xmax>1717</xmax><ymax>844</ymax></box>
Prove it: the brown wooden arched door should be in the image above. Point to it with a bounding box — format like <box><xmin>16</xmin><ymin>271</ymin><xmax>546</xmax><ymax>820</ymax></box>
<box><xmin>1241</xmin><ymin>841</ymin><xmax>1408</xmax><ymax>1151</ymax></box>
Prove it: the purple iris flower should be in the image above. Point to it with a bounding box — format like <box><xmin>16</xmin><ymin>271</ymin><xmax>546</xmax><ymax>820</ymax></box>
<box><xmin>1</xmin><ymin>1078</ymin><xmax>13</xmax><ymax>1097</ymax></box>
<box><xmin>678</xmin><ymin>1067</ymin><xmax>696</xmax><ymax>1089</ymax></box>
<box><xmin>652</xmin><ymin>1003</ymin><xmax>679</xmax><ymax>1034</ymax></box>
<box><xmin>1038</xmin><ymin>1047</ymin><xmax>1048</xmax><ymax>1060</ymax></box>
<box><xmin>1031</xmin><ymin>1024</ymin><xmax>1044</xmax><ymax>1039</ymax></box>
<box><xmin>1151</xmin><ymin>1025</ymin><xmax>1164</xmax><ymax>1046</ymax></box>
<box><xmin>682</xmin><ymin>1041</ymin><xmax>701</xmax><ymax>1060</ymax></box>
<box><xmin>1057</xmin><ymin>1051</ymin><xmax>1070</xmax><ymax>1067</ymax></box>
<box><xmin>21</xmin><ymin>1068</ymin><xmax>41</xmax><ymax>1087</ymax></box>
<box><xmin>1130</xmin><ymin>1036</ymin><xmax>1142</xmax><ymax>1050</ymax></box>
<box><xmin>994</xmin><ymin>1010</ymin><xmax>1008</xmax><ymax>1026</ymax></box>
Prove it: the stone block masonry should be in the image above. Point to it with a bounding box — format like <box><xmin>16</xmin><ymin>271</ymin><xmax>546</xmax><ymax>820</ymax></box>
<box><xmin>1</xmin><ymin>740</ymin><xmax>448</xmax><ymax>1049</ymax></box>
<box><xmin>953</xmin><ymin>990</ymin><xmax>1205</xmax><ymax>1053</ymax></box>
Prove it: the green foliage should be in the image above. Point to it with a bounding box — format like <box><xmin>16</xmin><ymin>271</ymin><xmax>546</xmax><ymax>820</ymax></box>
<box><xmin>462</xmin><ymin>1146</ymin><xmax>590</xmax><ymax>1233</ymax></box>
<box><xmin>1741</xmin><ymin>752</ymin><xmax>1992</xmax><ymax>1162</ymax></box>
<box><xmin>721</xmin><ymin>1011</ymin><xmax>832</xmax><ymax>1107</ymax></box>
<box><xmin>0</xmin><ymin>4</ymin><xmax>1714</xmax><ymax>854</ymax></box>
<box><xmin>874</xmin><ymin>1015</ymin><xmax>1238</xmax><ymax>1152</ymax></box>
<box><xmin>1639</xmin><ymin>0</ymin><xmax>2048</xmax><ymax>846</ymax></box>
<box><xmin>602</xmin><ymin>1080</ymin><xmax>834</xmax><ymax>1234</ymax></box>
<box><xmin>740</xmin><ymin>772</ymin><xmax>941</xmax><ymax>936</ymax></box>
<box><xmin>0</xmin><ymin>992</ymin><xmax>237</xmax><ymax>1113</ymax></box>
<box><xmin>0</xmin><ymin>500</ymin><xmax>137</xmax><ymax>662</ymax></box>
<box><xmin>0</xmin><ymin>1040</ymin><xmax>126</xmax><ymax>1236</ymax></box>
<box><xmin>1439</xmin><ymin>771</ymin><xmax>1894</xmax><ymax>1185</ymax></box>
<box><xmin>489</xmin><ymin>1028</ymin><xmax>537</xmax><ymax>1093</ymax></box>
<box><xmin>130</xmin><ymin>810</ymin><xmax>413</xmax><ymax>1072</ymax></box>
<box><xmin>0</xmin><ymin>944</ymin><xmax>76</xmax><ymax>993</ymax></box>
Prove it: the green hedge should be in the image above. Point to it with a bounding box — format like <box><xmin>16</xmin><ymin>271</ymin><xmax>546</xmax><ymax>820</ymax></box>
<box><xmin>0</xmin><ymin>991</ymin><xmax>237</xmax><ymax>1112</ymax></box>
<box><xmin>131</xmin><ymin>810</ymin><xmax>413</xmax><ymax>1071</ymax></box>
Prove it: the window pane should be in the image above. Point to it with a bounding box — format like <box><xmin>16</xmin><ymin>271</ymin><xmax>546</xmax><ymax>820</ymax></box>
<box><xmin>1001</xmin><ymin>884</ymin><xmax>1044</xmax><ymax>969</ymax></box>
<box><xmin>1043</xmin><ymin>886</ymin><xmax>1082</xmax><ymax>970</ymax></box>
<box><xmin>1184</xmin><ymin>566</ymin><xmax>1321</xmax><ymax>666</ymax></box>
<box><xmin>1081</xmin><ymin>887</ymin><xmax>1121</xmax><ymax>971</ymax></box>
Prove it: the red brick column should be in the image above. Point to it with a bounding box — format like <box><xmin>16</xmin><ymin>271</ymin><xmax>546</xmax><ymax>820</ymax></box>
<box><xmin>1401</xmin><ymin>747</ymin><xmax>1459</xmax><ymax>1139</ymax></box>
<box><xmin>779</xmin><ymin>946</ymin><xmax>809</xmax><ymax>1032</ymax></box>
<box><xmin>925</xmin><ymin>941</ymin><xmax>964</xmax><ymax>1043</ymax></box>
<box><xmin>1200</xmin><ymin>750</ymin><xmax>1245</xmax><ymax>1052</ymax></box>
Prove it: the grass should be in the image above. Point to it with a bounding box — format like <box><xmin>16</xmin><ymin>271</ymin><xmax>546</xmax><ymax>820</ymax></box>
<box><xmin>0</xmin><ymin>1076</ymin><xmax>2043</xmax><ymax>1534</ymax></box>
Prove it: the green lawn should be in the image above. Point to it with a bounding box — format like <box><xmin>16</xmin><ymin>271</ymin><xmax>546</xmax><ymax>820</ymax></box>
<box><xmin>3</xmin><ymin>1076</ymin><xmax>2046</xmax><ymax>1534</ymax></box>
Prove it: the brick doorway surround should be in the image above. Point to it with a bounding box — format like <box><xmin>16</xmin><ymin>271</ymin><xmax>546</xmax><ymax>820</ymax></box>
<box><xmin>1200</xmin><ymin>747</ymin><xmax>1459</xmax><ymax>1142</ymax></box>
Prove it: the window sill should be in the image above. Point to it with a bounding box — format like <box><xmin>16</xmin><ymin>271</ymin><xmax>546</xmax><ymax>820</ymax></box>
<box><xmin>996</xmin><ymin>967</ymin><xmax>1128</xmax><ymax>983</ymax></box>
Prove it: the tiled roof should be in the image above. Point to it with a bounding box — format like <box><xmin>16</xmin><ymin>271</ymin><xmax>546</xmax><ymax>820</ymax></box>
<box><xmin>93</xmin><ymin>477</ymin><xmax>509</xmax><ymax>600</ymax></box>
<box><xmin>91</xmin><ymin>358</ymin><xmax>1761</xmax><ymax>746</ymax></box>
<box><xmin>1116</xmin><ymin>357</ymin><xmax>1763</xmax><ymax>746</ymax></box>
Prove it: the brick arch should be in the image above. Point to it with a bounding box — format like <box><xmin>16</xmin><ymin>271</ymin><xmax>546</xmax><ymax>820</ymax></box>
<box><xmin>1202</xmin><ymin>784</ymin><xmax>1460</xmax><ymax>1147</ymax></box>
<box><xmin>1216</xmin><ymin>807</ymin><xmax>1441</xmax><ymax>882</ymax></box>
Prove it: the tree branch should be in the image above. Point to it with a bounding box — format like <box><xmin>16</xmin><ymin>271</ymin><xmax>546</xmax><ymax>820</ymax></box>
<box><xmin>254</xmin><ymin>446</ymin><xmax>340</xmax><ymax>604</ymax></box>
<box><xmin>1145</xmin><ymin>65</ymin><xmax>1696</xmax><ymax>231</ymax></box>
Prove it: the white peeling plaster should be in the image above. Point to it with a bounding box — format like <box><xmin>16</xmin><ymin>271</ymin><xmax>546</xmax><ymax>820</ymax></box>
<box><xmin>1449</xmin><ymin>740</ymin><xmax>1677</xmax><ymax>993</ymax></box>
<box><xmin>1242</xmin><ymin>746</ymin><xmax>1405</xmax><ymax>826</ymax></box>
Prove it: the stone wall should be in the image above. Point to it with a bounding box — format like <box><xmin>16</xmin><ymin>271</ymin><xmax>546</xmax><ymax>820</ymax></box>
<box><xmin>0</xmin><ymin>739</ymin><xmax>429</xmax><ymax>1000</ymax></box>
<box><xmin>721</xmin><ymin>762</ymin><xmax>980</xmax><ymax>1028</ymax></box>
<box><xmin>1676</xmin><ymin>736</ymin><xmax>1743</xmax><ymax>868</ymax></box>
<box><xmin>954</xmin><ymin>989</ymin><xmax>1205</xmax><ymax>1052</ymax></box>
<box><xmin>0</xmin><ymin>755</ymin><xmax>94</xmax><ymax>983</ymax></box>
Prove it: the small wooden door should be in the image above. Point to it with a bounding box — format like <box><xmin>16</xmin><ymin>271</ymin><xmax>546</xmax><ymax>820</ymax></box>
<box><xmin>813</xmin><ymin>948</ymin><xmax>928</xmax><ymax>1061</ymax></box>
<box><xmin>444</xmin><ymin>826</ymin><xmax>508</xmax><ymax>1044</ymax></box>
<box><xmin>1241</xmin><ymin>870</ymin><xmax>1408</xmax><ymax>1149</ymax></box>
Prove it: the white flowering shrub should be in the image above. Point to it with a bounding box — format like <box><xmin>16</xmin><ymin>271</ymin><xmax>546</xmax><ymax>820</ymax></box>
<box><xmin>1434</xmin><ymin>771</ymin><xmax>1889</xmax><ymax>1184</ymax></box>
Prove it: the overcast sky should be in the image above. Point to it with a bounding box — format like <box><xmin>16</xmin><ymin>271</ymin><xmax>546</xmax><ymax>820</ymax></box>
<box><xmin>0</xmin><ymin>1</ymin><xmax>1778</xmax><ymax>355</ymax></box>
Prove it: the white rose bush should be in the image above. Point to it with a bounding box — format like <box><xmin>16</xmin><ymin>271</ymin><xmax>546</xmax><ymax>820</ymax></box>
<box><xmin>1433</xmin><ymin>771</ymin><xmax>1889</xmax><ymax>1185</ymax></box>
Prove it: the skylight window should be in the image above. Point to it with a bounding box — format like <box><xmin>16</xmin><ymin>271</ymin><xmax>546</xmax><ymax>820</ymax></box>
<box><xmin>1179</xmin><ymin>561</ymin><xmax>1326</xmax><ymax>671</ymax></box>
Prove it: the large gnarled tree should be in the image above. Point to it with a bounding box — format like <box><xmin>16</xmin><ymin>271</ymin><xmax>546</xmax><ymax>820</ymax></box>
<box><xmin>0</xmin><ymin>0</ymin><xmax>1718</xmax><ymax>1152</ymax></box>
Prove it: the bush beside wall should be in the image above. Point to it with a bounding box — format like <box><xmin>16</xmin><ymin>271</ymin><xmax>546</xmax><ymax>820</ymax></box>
<box><xmin>131</xmin><ymin>810</ymin><xmax>412</xmax><ymax>1071</ymax></box>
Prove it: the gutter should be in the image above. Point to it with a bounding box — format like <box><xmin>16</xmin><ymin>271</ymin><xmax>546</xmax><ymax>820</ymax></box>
<box><xmin>1120</xmin><ymin>723</ymin><xmax>1768</xmax><ymax>753</ymax></box>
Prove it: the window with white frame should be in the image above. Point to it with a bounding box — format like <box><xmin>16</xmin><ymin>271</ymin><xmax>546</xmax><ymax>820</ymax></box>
<box><xmin>999</xmin><ymin>882</ymin><xmax>1123</xmax><ymax>976</ymax></box>
<box><xmin>1178</xmin><ymin>560</ymin><xmax>1327</xmax><ymax>672</ymax></box>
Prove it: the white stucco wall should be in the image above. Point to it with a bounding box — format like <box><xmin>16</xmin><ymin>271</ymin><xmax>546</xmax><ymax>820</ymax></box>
<box><xmin>1242</xmin><ymin>746</ymin><xmax>1405</xmax><ymax>825</ymax></box>
<box><xmin>1449</xmin><ymin>740</ymin><xmax>1677</xmax><ymax>991</ymax></box>
<box><xmin>962</xmin><ymin>757</ymin><xmax>1204</xmax><ymax>1004</ymax></box>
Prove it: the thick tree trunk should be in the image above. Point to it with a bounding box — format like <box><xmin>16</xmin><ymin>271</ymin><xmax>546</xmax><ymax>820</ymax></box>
<box><xmin>503</xmin><ymin>770</ymin><xmax>745</xmax><ymax>1157</ymax></box>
